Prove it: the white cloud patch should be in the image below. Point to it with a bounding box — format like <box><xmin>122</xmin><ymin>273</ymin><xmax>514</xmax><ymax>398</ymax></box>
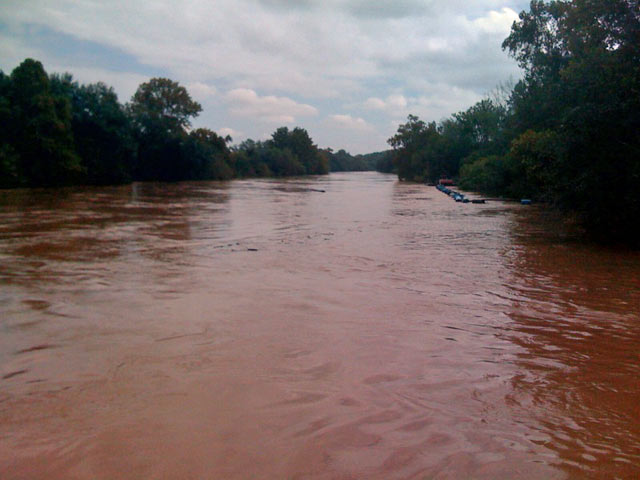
<box><xmin>225</xmin><ymin>88</ymin><xmax>317</xmax><ymax>124</ymax></box>
<box><xmin>473</xmin><ymin>8</ymin><xmax>519</xmax><ymax>35</ymax></box>
<box><xmin>218</xmin><ymin>127</ymin><xmax>241</xmax><ymax>140</ymax></box>
<box><xmin>364</xmin><ymin>98</ymin><xmax>387</xmax><ymax>110</ymax></box>
<box><xmin>187</xmin><ymin>82</ymin><xmax>217</xmax><ymax>101</ymax></box>
<box><xmin>412</xmin><ymin>85</ymin><xmax>483</xmax><ymax>119</ymax></box>
<box><xmin>329</xmin><ymin>114</ymin><xmax>373</xmax><ymax>131</ymax></box>
<box><xmin>364</xmin><ymin>94</ymin><xmax>408</xmax><ymax>114</ymax></box>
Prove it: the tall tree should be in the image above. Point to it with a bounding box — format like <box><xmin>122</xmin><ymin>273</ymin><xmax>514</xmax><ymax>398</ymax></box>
<box><xmin>128</xmin><ymin>78</ymin><xmax>202</xmax><ymax>181</ymax></box>
<box><xmin>0</xmin><ymin>70</ymin><xmax>21</xmax><ymax>186</ymax></box>
<box><xmin>270</xmin><ymin>126</ymin><xmax>328</xmax><ymax>175</ymax></box>
<box><xmin>503</xmin><ymin>0</ymin><xmax>640</xmax><ymax>241</ymax></box>
<box><xmin>129</xmin><ymin>78</ymin><xmax>202</xmax><ymax>136</ymax></box>
<box><xmin>181</xmin><ymin>128</ymin><xmax>234</xmax><ymax>180</ymax></box>
<box><xmin>388</xmin><ymin>115</ymin><xmax>448</xmax><ymax>182</ymax></box>
<box><xmin>51</xmin><ymin>74</ymin><xmax>136</xmax><ymax>185</ymax></box>
<box><xmin>5</xmin><ymin>59</ymin><xmax>82</xmax><ymax>186</ymax></box>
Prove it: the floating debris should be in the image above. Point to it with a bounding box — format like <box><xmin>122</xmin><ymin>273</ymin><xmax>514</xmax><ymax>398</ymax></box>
<box><xmin>435</xmin><ymin>184</ymin><xmax>486</xmax><ymax>204</ymax></box>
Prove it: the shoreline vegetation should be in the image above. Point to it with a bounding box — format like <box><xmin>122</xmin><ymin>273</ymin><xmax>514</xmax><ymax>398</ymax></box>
<box><xmin>1</xmin><ymin>1</ymin><xmax>638</xmax><ymax>246</ymax></box>
<box><xmin>387</xmin><ymin>0</ymin><xmax>639</xmax><ymax>246</ymax></box>
<box><xmin>0</xmin><ymin>61</ymin><xmax>349</xmax><ymax>188</ymax></box>
<box><xmin>0</xmin><ymin>60</ymin><xmax>391</xmax><ymax>190</ymax></box>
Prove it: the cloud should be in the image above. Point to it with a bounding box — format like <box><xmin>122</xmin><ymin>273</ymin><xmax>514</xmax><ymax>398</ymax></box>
<box><xmin>364</xmin><ymin>94</ymin><xmax>408</xmax><ymax>114</ymax></box>
<box><xmin>412</xmin><ymin>85</ymin><xmax>483</xmax><ymax>118</ymax></box>
<box><xmin>187</xmin><ymin>82</ymin><xmax>217</xmax><ymax>101</ymax></box>
<box><xmin>0</xmin><ymin>30</ymin><xmax>42</xmax><ymax>72</ymax></box>
<box><xmin>0</xmin><ymin>0</ymin><xmax>532</xmax><ymax>153</ymax></box>
<box><xmin>364</xmin><ymin>98</ymin><xmax>386</xmax><ymax>110</ymax></box>
<box><xmin>218</xmin><ymin>127</ymin><xmax>241</xmax><ymax>140</ymax></box>
<box><xmin>329</xmin><ymin>114</ymin><xmax>373</xmax><ymax>131</ymax></box>
<box><xmin>361</xmin><ymin>86</ymin><xmax>483</xmax><ymax>126</ymax></box>
<box><xmin>255</xmin><ymin>0</ymin><xmax>318</xmax><ymax>10</ymax></box>
<box><xmin>345</xmin><ymin>0</ymin><xmax>431</xmax><ymax>19</ymax></box>
<box><xmin>473</xmin><ymin>8</ymin><xmax>519</xmax><ymax>35</ymax></box>
<box><xmin>0</xmin><ymin>1</ymin><xmax>525</xmax><ymax>96</ymax></box>
<box><xmin>225</xmin><ymin>88</ymin><xmax>317</xmax><ymax>124</ymax></box>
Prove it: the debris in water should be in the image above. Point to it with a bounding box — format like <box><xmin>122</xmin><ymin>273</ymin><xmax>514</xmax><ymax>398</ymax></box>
<box><xmin>3</xmin><ymin>369</ymin><xmax>28</xmax><ymax>380</ymax></box>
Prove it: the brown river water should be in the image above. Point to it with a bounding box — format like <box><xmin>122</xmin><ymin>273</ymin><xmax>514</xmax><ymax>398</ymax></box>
<box><xmin>0</xmin><ymin>172</ymin><xmax>639</xmax><ymax>479</ymax></box>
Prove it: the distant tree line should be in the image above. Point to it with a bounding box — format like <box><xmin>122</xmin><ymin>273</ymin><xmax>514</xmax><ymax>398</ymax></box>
<box><xmin>389</xmin><ymin>0</ymin><xmax>640</xmax><ymax>244</ymax></box>
<box><xmin>321</xmin><ymin>148</ymin><xmax>394</xmax><ymax>173</ymax></box>
<box><xmin>0</xmin><ymin>59</ymin><xmax>330</xmax><ymax>188</ymax></box>
<box><xmin>231</xmin><ymin>126</ymin><xmax>328</xmax><ymax>178</ymax></box>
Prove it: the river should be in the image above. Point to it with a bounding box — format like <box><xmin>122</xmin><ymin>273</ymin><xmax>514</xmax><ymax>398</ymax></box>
<box><xmin>1</xmin><ymin>172</ymin><xmax>639</xmax><ymax>479</ymax></box>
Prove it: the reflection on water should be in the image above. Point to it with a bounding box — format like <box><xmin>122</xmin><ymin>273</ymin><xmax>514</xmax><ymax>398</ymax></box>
<box><xmin>504</xmin><ymin>211</ymin><xmax>640</xmax><ymax>479</ymax></box>
<box><xmin>0</xmin><ymin>172</ymin><xmax>638</xmax><ymax>479</ymax></box>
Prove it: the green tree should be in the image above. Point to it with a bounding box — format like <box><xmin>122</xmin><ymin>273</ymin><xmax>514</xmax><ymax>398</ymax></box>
<box><xmin>0</xmin><ymin>70</ymin><xmax>22</xmax><ymax>187</ymax></box>
<box><xmin>129</xmin><ymin>78</ymin><xmax>201</xmax><ymax>136</ymax></box>
<box><xmin>459</xmin><ymin>155</ymin><xmax>508</xmax><ymax>196</ymax></box>
<box><xmin>263</xmin><ymin>146</ymin><xmax>305</xmax><ymax>177</ymax></box>
<box><xmin>5</xmin><ymin>59</ymin><xmax>82</xmax><ymax>186</ymax></box>
<box><xmin>388</xmin><ymin>114</ymin><xmax>465</xmax><ymax>183</ymax></box>
<box><xmin>389</xmin><ymin>115</ymin><xmax>435</xmax><ymax>182</ymax></box>
<box><xmin>230</xmin><ymin>139</ymin><xmax>262</xmax><ymax>177</ymax></box>
<box><xmin>506</xmin><ymin>129</ymin><xmax>562</xmax><ymax>200</ymax></box>
<box><xmin>503</xmin><ymin>0</ymin><xmax>640</xmax><ymax>242</ymax></box>
<box><xmin>373</xmin><ymin>151</ymin><xmax>395</xmax><ymax>173</ymax></box>
<box><xmin>51</xmin><ymin>74</ymin><xmax>136</xmax><ymax>185</ymax></box>
<box><xmin>453</xmin><ymin>99</ymin><xmax>508</xmax><ymax>157</ymax></box>
<box><xmin>324</xmin><ymin>148</ymin><xmax>374</xmax><ymax>172</ymax></box>
<box><xmin>270</xmin><ymin>126</ymin><xmax>328</xmax><ymax>175</ymax></box>
<box><xmin>128</xmin><ymin>78</ymin><xmax>202</xmax><ymax>181</ymax></box>
<box><xmin>181</xmin><ymin>128</ymin><xmax>234</xmax><ymax>180</ymax></box>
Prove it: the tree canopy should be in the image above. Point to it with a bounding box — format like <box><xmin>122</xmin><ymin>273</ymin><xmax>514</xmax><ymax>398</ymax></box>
<box><xmin>231</xmin><ymin>126</ymin><xmax>328</xmax><ymax>178</ymax></box>
<box><xmin>2</xmin><ymin>59</ymin><xmax>82</xmax><ymax>186</ymax></box>
<box><xmin>0</xmin><ymin>60</ymin><xmax>330</xmax><ymax>187</ymax></box>
<box><xmin>129</xmin><ymin>77</ymin><xmax>202</xmax><ymax>136</ymax></box>
<box><xmin>388</xmin><ymin>0</ymin><xmax>640</xmax><ymax>245</ymax></box>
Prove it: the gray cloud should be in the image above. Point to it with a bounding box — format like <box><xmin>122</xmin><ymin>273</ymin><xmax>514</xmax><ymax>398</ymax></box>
<box><xmin>254</xmin><ymin>0</ymin><xmax>318</xmax><ymax>10</ymax></box>
<box><xmin>0</xmin><ymin>0</ymin><xmax>531</xmax><ymax>153</ymax></box>
<box><xmin>346</xmin><ymin>0</ymin><xmax>432</xmax><ymax>19</ymax></box>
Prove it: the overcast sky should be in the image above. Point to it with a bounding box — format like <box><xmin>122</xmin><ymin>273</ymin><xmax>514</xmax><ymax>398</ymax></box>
<box><xmin>1</xmin><ymin>0</ymin><xmax>530</xmax><ymax>154</ymax></box>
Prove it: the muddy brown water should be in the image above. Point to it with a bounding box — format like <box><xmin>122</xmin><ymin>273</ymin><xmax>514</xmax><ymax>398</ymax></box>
<box><xmin>0</xmin><ymin>172</ymin><xmax>639</xmax><ymax>479</ymax></box>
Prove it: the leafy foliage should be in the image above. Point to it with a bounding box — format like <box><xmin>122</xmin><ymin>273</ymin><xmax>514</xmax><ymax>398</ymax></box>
<box><xmin>503</xmin><ymin>0</ymin><xmax>640</xmax><ymax>242</ymax></box>
<box><xmin>231</xmin><ymin>127</ymin><xmax>326</xmax><ymax>178</ymax></box>
<box><xmin>0</xmin><ymin>59</ymin><xmax>330</xmax><ymax>187</ymax></box>
<box><xmin>388</xmin><ymin>100</ymin><xmax>508</xmax><ymax>183</ymax></box>
<box><xmin>51</xmin><ymin>74</ymin><xmax>137</xmax><ymax>185</ymax></box>
<box><xmin>128</xmin><ymin>78</ymin><xmax>202</xmax><ymax>136</ymax></box>
<box><xmin>2</xmin><ymin>59</ymin><xmax>82</xmax><ymax>186</ymax></box>
<box><xmin>388</xmin><ymin>0</ymin><xmax>640</xmax><ymax>244</ymax></box>
<box><xmin>128</xmin><ymin>78</ymin><xmax>202</xmax><ymax>181</ymax></box>
<box><xmin>321</xmin><ymin>148</ymin><xmax>385</xmax><ymax>172</ymax></box>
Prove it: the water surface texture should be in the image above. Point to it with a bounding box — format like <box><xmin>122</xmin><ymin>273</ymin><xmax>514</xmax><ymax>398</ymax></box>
<box><xmin>1</xmin><ymin>172</ymin><xmax>639</xmax><ymax>479</ymax></box>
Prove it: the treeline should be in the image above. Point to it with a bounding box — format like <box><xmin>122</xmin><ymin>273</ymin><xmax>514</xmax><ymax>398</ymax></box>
<box><xmin>321</xmin><ymin>148</ymin><xmax>394</xmax><ymax>173</ymax></box>
<box><xmin>231</xmin><ymin>126</ymin><xmax>328</xmax><ymax>178</ymax></box>
<box><xmin>389</xmin><ymin>0</ymin><xmax>640</xmax><ymax>244</ymax></box>
<box><xmin>0</xmin><ymin>59</ymin><xmax>328</xmax><ymax>188</ymax></box>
